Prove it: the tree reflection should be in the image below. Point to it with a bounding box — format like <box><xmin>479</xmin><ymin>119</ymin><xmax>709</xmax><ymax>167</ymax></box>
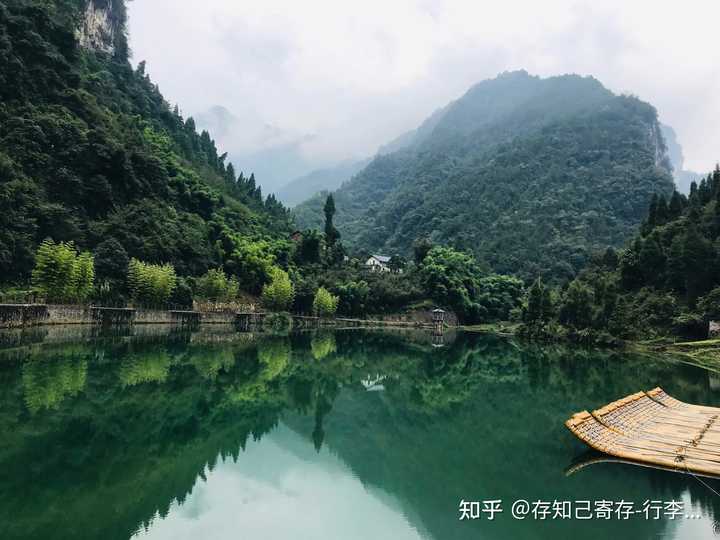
<box><xmin>117</xmin><ymin>349</ymin><xmax>173</xmax><ymax>386</ymax></box>
<box><xmin>0</xmin><ymin>327</ymin><xmax>719</xmax><ymax>540</ymax></box>
<box><xmin>22</xmin><ymin>355</ymin><xmax>87</xmax><ymax>413</ymax></box>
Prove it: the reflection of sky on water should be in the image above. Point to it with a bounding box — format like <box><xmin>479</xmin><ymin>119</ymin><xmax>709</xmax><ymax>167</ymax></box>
<box><xmin>131</xmin><ymin>422</ymin><xmax>720</xmax><ymax>540</ymax></box>
<box><xmin>132</xmin><ymin>423</ymin><xmax>427</xmax><ymax>540</ymax></box>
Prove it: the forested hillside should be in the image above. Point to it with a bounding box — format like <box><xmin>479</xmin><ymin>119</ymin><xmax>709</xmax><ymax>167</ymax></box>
<box><xmin>294</xmin><ymin>71</ymin><xmax>674</xmax><ymax>283</ymax></box>
<box><xmin>0</xmin><ymin>0</ymin><xmax>290</xmax><ymax>286</ymax></box>
<box><xmin>521</xmin><ymin>168</ymin><xmax>720</xmax><ymax>343</ymax></box>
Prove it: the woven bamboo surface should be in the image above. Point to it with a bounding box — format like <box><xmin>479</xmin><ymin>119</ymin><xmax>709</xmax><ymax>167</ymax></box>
<box><xmin>566</xmin><ymin>388</ymin><xmax>720</xmax><ymax>477</ymax></box>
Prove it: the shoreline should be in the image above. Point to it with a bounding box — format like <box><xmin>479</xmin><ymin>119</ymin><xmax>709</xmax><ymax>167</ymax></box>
<box><xmin>0</xmin><ymin>303</ymin><xmax>450</xmax><ymax>331</ymax></box>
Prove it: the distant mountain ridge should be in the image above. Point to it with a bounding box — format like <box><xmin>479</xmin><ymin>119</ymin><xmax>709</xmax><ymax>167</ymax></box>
<box><xmin>194</xmin><ymin>105</ymin><xmax>321</xmax><ymax>195</ymax></box>
<box><xmin>294</xmin><ymin>71</ymin><xmax>675</xmax><ymax>282</ymax></box>
<box><xmin>277</xmin><ymin>158</ymin><xmax>372</xmax><ymax>207</ymax></box>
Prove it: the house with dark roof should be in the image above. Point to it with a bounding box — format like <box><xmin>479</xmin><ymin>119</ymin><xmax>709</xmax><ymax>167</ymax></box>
<box><xmin>365</xmin><ymin>255</ymin><xmax>391</xmax><ymax>272</ymax></box>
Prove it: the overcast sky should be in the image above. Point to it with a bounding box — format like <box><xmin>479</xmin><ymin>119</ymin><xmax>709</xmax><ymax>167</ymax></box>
<box><xmin>127</xmin><ymin>0</ymin><xmax>720</xmax><ymax>172</ymax></box>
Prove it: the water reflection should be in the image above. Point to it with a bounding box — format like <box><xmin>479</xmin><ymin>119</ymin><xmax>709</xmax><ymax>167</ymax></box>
<box><xmin>0</xmin><ymin>326</ymin><xmax>719</xmax><ymax>539</ymax></box>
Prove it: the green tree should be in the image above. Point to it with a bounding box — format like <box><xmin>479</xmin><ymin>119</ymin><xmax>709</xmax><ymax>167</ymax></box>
<box><xmin>313</xmin><ymin>287</ymin><xmax>339</xmax><ymax>317</ymax></box>
<box><xmin>94</xmin><ymin>238</ymin><xmax>129</xmax><ymax>282</ymax></box>
<box><xmin>665</xmin><ymin>235</ymin><xmax>686</xmax><ymax>293</ymax></box>
<box><xmin>638</xmin><ymin>233</ymin><xmax>666</xmax><ymax>285</ymax></box>
<box><xmin>196</xmin><ymin>268</ymin><xmax>239</xmax><ymax>302</ymax></box>
<box><xmin>336</xmin><ymin>280</ymin><xmax>370</xmax><ymax>316</ymax></box>
<box><xmin>74</xmin><ymin>252</ymin><xmax>95</xmax><ymax>302</ymax></box>
<box><xmin>226</xmin><ymin>238</ymin><xmax>277</xmax><ymax>294</ymax></box>
<box><xmin>323</xmin><ymin>194</ymin><xmax>340</xmax><ymax>246</ymax></box>
<box><xmin>524</xmin><ymin>279</ymin><xmax>545</xmax><ymax>323</ymax></box>
<box><xmin>558</xmin><ymin>280</ymin><xmax>594</xmax><ymax>329</ymax></box>
<box><xmin>619</xmin><ymin>241</ymin><xmax>644</xmax><ymax>289</ymax></box>
<box><xmin>261</xmin><ymin>268</ymin><xmax>295</xmax><ymax>312</ymax></box>
<box><xmin>127</xmin><ymin>259</ymin><xmax>177</xmax><ymax>307</ymax></box>
<box><xmin>388</xmin><ymin>255</ymin><xmax>407</xmax><ymax>273</ymax></box>
<box><xmin>419</xmin><ymin>246</ymin><xmax>485</xmax><ymax>322</ymax></box>
<box><xmin>601</xmin><ymin>247</ymin><xmax>619</xmax><ymax>269</ymax></box>
<box><xmin>682</xmin><ymin>226</ymin><xmax>715</xmax><ymax>300</ymax></box>
<box><xmin>31</xmin><ymin>239</ymin><xmax>94</xmax><ymax>303</ymax></box>
<box><xmin>668</xmin><ymin>190</ymin><xmax>685</xmax><ymax>220</ymax></box>
<box><xmin>296</xmin><ymin>230</ymin><xmax>322</xmax><ymax>265</ymax></box>
<box><xmin>413</xmin><ymin>237</ymin><xmax>434</xmax><ymax>265</ymax></box>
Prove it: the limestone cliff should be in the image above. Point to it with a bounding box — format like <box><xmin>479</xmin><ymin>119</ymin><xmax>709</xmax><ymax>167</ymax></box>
<box><xmin>76</xmin><ymin>0</ymin><xmax>126</xmax><ymax>56</ymax></box>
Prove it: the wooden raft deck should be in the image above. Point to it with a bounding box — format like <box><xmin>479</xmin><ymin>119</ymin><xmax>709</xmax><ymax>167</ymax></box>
<box><xmin>566</xmin><ymin>388</ymin><xmax>720</xmax><ymax>476</ymax></box>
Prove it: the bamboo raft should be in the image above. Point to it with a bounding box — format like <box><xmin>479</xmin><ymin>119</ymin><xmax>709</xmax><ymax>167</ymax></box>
<box><xmin>566</xmin><ymin>388</ymin><xmax>720</xmax><ymax>477</ymax></box>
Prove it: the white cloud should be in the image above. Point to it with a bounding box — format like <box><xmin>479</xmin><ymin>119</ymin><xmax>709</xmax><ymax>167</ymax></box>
<box><xmin>127</xmin><ymin>0</ymin><xmax>720</xmax><ymax>172</ymax></box>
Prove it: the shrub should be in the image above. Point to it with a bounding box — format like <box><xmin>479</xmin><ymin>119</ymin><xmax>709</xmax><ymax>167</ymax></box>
<box><xmin>31</xmin><ymin>239</ymin><xmax>95</xmax><ymax>303</ymax></box>
<box><xmin>196</xmin><ymin>268</ymin><xmax>239</xmax><ymax>302</ymax></box>
<box><xmin>261</xmin><ymin>268</ymin><xmax>295</xmax><ymax>311</ymax></box>
<box><xmin>127</xmin><ymin>258</ymin><xmax>177</xmax><ymax>307</ymax></box>
<box><xmin>313</xmin><ymin>287</ymin><xmax>339</xmax><ymax>317</ymax></box>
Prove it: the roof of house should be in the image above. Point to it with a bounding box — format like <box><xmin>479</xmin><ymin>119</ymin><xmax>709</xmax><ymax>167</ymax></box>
<box><xmin>369</xmin><ymin>255</ymin><xmax>391</xmax><ymax>263</ymax></box>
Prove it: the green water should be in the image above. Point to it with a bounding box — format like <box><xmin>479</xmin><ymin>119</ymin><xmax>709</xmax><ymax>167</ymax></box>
<box><xmin>1</xmin><ymin>326</ymin><xmax>720</xmax><ymax>540</ymax></box>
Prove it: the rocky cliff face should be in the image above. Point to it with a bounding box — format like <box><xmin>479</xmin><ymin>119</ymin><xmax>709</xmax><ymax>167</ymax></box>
<box><xmin>76</xmin><ymin>0</ymin><xmax>124</xmax><ymax>55</ymax></box>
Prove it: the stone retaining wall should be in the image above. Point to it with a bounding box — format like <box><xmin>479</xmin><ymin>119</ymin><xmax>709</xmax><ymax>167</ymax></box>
<box><xmin>0</xmin><ymin>304</ymin><xmax>236</xmax><ymax>329</ymax></box>
<box><xmin>0</xmin><ymin>304</ymin><xmax>49</xmax><ymax>328</ymax></box>
<box><xmin>0</xmin><ymin>304</ymin><xmax>455</xmax><ymax>329</ymax></box>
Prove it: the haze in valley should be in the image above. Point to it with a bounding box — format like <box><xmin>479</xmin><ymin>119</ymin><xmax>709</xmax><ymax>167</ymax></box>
<box><xmin>127</xmin><ymin>0</ymin><xmax>720</xmax><ymax>194</ymax></box>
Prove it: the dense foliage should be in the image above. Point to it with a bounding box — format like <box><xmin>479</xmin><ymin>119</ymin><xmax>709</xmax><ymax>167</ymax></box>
<box><xmin>289</xmin><ymin>200</ymin><xmax>523</xmax><ymax>323</ymax></box>
<box><xmin>520</xmin><ymin>168</ymin><xmax>720</xmax><ymax>342</ymax></box>
<box><xmin>294</xmin><ymin>71</ymin><xmax>674</xmax><ymax>283</ymax></box>
<box><xmin>0</xmin><ymin>0</ymin><xmax>291</xmax><ymax>289</ymax></box>
<box><xmin>127</xmin><ymin>258</ymin><xmax>177</xmax><ymax>308</ymax></box>
<box><xmin>195</xmin><ymin>268</ymin><xmax>240</xmax><ymax>302</ymax></box>
<box><xmin>313</xmin><ymin>287</ymin><xmax>339</xmax><ymax>317</ymax></box>
<box><xmin>261</xmin><ymin>268</ymin><xmax>295</xmax><ymax>311</ymax></box>
<box><xmin>419</xmin><ymin>246</ymin><xmax>523</xmax><ymax>322</ymax></box>
<box><xmin>31</xmin><ymin>239</ymin><xmax>94</xmax><ymax>302</ymax></box>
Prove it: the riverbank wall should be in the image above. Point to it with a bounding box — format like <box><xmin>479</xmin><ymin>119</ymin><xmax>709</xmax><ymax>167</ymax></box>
<box><xmin>0</xmin><ymin>304</ymin><xmax>235</xmax><ymax>329</ymax></box>
<box><xmin>0</xmin><ymin>304</ymin><xmax>457</xmax><ymax>330</ymax></box>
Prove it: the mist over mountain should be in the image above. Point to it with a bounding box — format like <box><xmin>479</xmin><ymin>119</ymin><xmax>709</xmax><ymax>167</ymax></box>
<box><xmin>193</xmin><ymin>105</ymin><xmax>324</xmax><ymax>194</ymax></box>
<box><xmin>660</xmin><ymin>124</ymin><xmax>703</xmax><ymax>194</ymax></box>
<box><xmin>277</xmin><ymin>158</ymin><xmax>372</xmax><ymax>207</ymax></box>
<box><xmin>294</xmin><ymin>71</ymin><xmax>675</xmax><ymax>282</ymax></box>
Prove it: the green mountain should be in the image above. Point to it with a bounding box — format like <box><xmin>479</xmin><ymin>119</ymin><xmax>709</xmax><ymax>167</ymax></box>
<box><xmin>294</xmin><ymin>71</ymin><xmax>674</xmax><ymax>282</ymax></box>
<box><xmin>0</xmin><ymin>0</ymin><xmax>290</xmax><ymax>284</ymax></box>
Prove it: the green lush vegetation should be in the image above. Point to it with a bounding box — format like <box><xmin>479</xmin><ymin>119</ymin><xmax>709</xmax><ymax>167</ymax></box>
<box><xmin>31</xmin><ymin>239</ymin><xmax>94</xmax><ymax>303</ymax></box>
<box><xmin>312</xmin><ymin>286</ymin><xmax>339</xmax><ymax>317</ymax></box>
<box><xmin>261</xmin><ymin>268</ymin><xmax>295</xmax><ymax>312</ymax></box>
<box><xmin>127</xmin><ymin>258</ymin><xmax>177</xmax><ymax>308</ymax></box>
<box><xmin>285</xmin><ymin>194</ymin><xmax>524</xmax><ymax>322</ymax></box>
<box><xmin>0</xmin><ymin>0</ymin><xmax>291</xmax><ymax>299</ymax></box>
<box><xmin>294</xmin><ymin>71</ymin><xmax>674</xmax><ymax>283</ymax></box>
<box><xmin>520</xmin><ymin>168</ymin><xmax>720</xmax><ymax>343</ymax></box>
<box><xmin>195</xmin><ymin>268</ymin><xmax>240</xmax><ymax>302</ymax></box>
<box><xmin>7</xmin><ymin>1</ymin><xmax>708</xmax><ymax>337</ymax></box>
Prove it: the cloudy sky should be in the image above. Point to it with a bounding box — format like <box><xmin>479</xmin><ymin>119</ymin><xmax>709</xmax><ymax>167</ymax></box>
<box><xmin>127</xmin><ymin>0</ymin><xmax>720</xmax><ymax>173</ymax></box>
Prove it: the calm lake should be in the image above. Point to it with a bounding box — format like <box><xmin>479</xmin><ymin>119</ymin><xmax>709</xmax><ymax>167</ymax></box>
<box><xmin>1</xmin><ymin>325</ymin><xmax>719</xmax><ymax>539</ymax></box>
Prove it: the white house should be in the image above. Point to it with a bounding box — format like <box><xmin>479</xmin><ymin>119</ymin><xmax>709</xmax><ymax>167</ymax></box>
<box><xmin>365</xmin><ymin>255</ymin><xmax>391</xmax><ymax>272</ymax></box>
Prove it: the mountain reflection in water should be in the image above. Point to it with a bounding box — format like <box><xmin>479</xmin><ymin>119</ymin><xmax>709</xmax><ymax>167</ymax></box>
<box><xmin>1</xmin><ymin>325</ymin><xmax>719</xmax><ymax>540</ymax></box>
